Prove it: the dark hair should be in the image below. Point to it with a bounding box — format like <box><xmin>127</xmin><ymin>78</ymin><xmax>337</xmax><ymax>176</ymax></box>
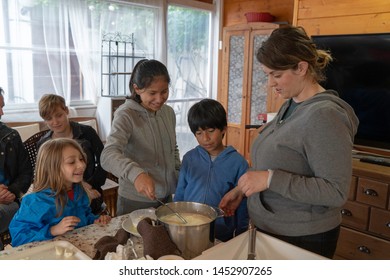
<box><xmin>128</xmin><ymin>59</ymin><xmax>171</xmax><ymax>103</ymax></box>
<box><xmin>0</xmin><ymin>87</ymin><xmax>4</xmax><ymax>97</ymax></box>
<box><xmin>256</xmin><ymin>26</ymin><xmax>332</xmax><ymax>82</ymax></box>
<box><xmin>187</xmin><ymin>98</ymin><xmax>227</xmax><ymax>135</ymax></box>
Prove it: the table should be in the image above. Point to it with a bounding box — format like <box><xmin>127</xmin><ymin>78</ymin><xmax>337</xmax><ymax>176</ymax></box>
<box><xmin>0</xmin><ymin>213</ymin><xmax>144</xmax><ymax>259</ymax></box>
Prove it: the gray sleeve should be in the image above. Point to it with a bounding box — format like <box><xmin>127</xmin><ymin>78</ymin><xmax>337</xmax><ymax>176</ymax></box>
<box><xmin>100</xmin><ymin>109</ymin><xmax>145</xmax><ymax>184</ymax></box>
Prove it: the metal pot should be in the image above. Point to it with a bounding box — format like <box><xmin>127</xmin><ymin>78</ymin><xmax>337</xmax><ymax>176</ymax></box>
<box><xmin>155</xmin><ymin>201</ymin><xmax>222</xmax><ymax>259</ymax></box>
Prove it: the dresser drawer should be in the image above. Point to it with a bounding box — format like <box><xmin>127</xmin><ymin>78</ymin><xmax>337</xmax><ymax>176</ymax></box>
<box><xmin>356</xmin><ymin>178</ymin><xmax>389</xmax><ymax>208</ymax></box>
<box><xmin>369</xmin><ymin>207</ymin><xmax>390</xmax><ymax>239</ymax></box>
<box><xmin>336</xmin><ymin>227</ymin><xmax>390</xmax><ymax>259</ymax></box>
<box><xmin>340</xmin><ymin>201</ymin><xmax>369</xmax><ymax>230</ymax></box>
<box><xmin>348</xmin><ymin>176</ymin><xmax>357</xmax><ymax>200</ymax></box>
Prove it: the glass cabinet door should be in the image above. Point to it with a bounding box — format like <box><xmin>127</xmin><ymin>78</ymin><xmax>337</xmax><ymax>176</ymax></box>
<box><xmin>227</xmin><ymin>34</ymin><xmax>245</xmax><ymax>125</ymax></box>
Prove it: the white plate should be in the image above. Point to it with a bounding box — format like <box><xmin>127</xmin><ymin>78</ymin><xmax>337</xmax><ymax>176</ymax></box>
<box><xmin>122</xmin><ymin>208</ymin><xmax>157</xmax><ymax>237</ymax></box>
<box><xmin>122</xmin><ymin>217</ymin><xmax>141</xmax><ymax>237</ymax></box>
<box><xmin>0</xmin><ymin>240</ymin><xmax>91</xmax><ymax>260</ymax></box>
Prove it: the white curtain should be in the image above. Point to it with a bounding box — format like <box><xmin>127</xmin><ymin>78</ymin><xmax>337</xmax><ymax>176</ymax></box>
<box><xmin>41</xmin><ymin>0</ymin><xmax>166</xmax><ymax>104</ymax></box>
<box><xmin>68</xmin><ymin>0</ymin><xmax>100</xmax><ymax>103</ymax></box>
<box><xmin>41</xmin><ymin>3</ymin><xmax>72</xmax><ymax>103</ymax></box>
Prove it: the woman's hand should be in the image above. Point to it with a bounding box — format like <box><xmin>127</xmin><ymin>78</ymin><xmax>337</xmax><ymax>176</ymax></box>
<box><xmin>134</xmin><ymin>172</ymin><xmax>156</xmax><ymax>200</ymax></box>
<box><xmin>238</xmin><ymin>170</ymin><xmax>269</xmax><ymax>197</ymax></box>
<box><xmin>219</xmin><ymin>170</ymin><xmax>270</xmax><ymax>216</ymax></box>
<box><xmin>94</xmin><ymin>214</ymin><xmax>111</xmax><ymax>225</ymax></box>
<box><xmin>50</xmin><ymin>216</ymin><xmax>80</xmax><ymax>236</ymax></box>
<box><xmin>219</xmin><ymin>188</ymin><xmax>244</xmax><ymax>217</ymax></box>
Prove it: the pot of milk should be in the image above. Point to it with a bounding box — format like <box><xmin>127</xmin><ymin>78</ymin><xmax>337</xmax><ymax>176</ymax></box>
<box><xmin>155</xmin><ymin>201</ymin><xmax>223</xmax><ymax>259</ymax></box>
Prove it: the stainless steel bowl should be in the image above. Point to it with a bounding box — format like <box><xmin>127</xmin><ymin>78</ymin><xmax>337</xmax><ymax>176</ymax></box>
<box><xmin>155</xmin><ymin>201</ymin><xmax>221</xmax><ymax>259</ymax></box>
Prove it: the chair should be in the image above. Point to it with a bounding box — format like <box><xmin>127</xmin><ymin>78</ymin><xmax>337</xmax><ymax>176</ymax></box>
<box><xmin>23</xmin><ymin>129</ymin><xmax>49</xmax><ymax>173</ymax></box>
<box><xmin>13</xmin><ymin>123</ymin><xmax>40</xmax><ymax>142</ymax></box>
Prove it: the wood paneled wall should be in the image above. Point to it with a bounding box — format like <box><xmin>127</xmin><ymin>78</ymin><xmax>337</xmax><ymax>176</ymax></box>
<box><xmin>294</xmin><ymin>0</ymin><xmax>390</xmax><ymax>35</ymax></box>
<box><xmin>223</xmin><ymin>0</ymin><xmax>295</xmax><ymax>26</ymax></box>
<box><xmin>223</xmin><ymin>0</ymin><xmax>390</xmax><ymax>35</ymax></box>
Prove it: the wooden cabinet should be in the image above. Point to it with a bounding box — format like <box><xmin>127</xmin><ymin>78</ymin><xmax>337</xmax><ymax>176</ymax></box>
<box><xmin>334</xmin><ymin>159</ymin><xmax>390</xmax><ymax>259</ymax></box>
<box><xmin>219</xmin><ymin>22</ymin><xmax>284</xmax><ymax>160</ymax></box>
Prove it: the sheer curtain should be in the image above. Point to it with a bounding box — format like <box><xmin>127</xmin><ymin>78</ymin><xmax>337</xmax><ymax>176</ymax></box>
<box><xmin>41</xmin><ymin>0</ymin><xmax>166</xmax><ymax>104</ymax></box>
<box><xmin>41</xmin><ymin>3</ymin><xmax>72</xmax><ymax>103</ymax></box>
<box><xmin>68</xmin><ymin>0</ymin><xmax>100</xmax><ymax>104</ymax></box>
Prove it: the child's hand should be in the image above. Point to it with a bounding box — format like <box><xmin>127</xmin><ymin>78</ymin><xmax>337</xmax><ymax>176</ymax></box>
<box><xmin>50</xmin><ymin>216</ymin><xmax>80</xmax><ymax>236</ymax></box>
<box><xmin>219</xmin><ymin>188</ymin><xmax>244</xmax><ymax>217</ymax></box>
<box><xmin>94</xmin><ymin>214</ymin><xmax>111</xmax><ymax>225</ymax></box>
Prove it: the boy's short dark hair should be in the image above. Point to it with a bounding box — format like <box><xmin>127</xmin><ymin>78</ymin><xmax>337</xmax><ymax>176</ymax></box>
<box><xmin>187</xmin><ymin>98</ymin><xmax>227</xmax><ymax>135</ymax></box>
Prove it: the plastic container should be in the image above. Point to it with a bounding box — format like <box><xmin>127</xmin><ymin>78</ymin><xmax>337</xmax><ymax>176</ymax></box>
<box><xmin>245</xmin><ymin>12</ymin><xmax>275</xmax><ymax>23</ymax></box>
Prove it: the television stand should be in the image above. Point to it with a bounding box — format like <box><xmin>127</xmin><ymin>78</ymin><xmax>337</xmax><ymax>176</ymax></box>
<box><xmin>359</xmin><ymin>156</ymin><xmax>390</xmax><ymax>167</ymax></box>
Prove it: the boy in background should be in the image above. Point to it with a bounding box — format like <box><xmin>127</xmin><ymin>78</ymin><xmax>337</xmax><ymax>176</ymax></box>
<box><xmin>174</xmin><ymin>99</ymin><xmax>249</xmax><ymax>241</ymax></box>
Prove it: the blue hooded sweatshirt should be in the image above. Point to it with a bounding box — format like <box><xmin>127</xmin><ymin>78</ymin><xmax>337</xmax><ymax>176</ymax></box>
<box><xmin>9</xmin><ymin>184</ymin><xmax>98</xmax><ymax>247</ymax></box>
<box><xmin>174</xmin><ymin>145</ymin><xmax>249</xmax><ymax>241</ymax></box>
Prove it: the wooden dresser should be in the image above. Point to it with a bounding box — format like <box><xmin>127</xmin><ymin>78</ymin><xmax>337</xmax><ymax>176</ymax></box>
<box><xmin>334</xmin><ymin>158</ymin><xmax>390</xmax><ymax>259</ymax></box>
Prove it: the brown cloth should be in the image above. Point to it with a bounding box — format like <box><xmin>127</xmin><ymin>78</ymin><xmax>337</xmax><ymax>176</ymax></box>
<box><xmin>93</xmin><ymin>228</ymin><xmax>130</xmax><ymax>260</ymax></box>
<box><xmin>137</xmin><ymin>217</ymin><xmax>181</xmax><ymax>260</ymax></box>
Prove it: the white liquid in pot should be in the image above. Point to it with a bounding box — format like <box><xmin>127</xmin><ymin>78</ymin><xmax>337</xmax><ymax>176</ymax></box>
<box><xmin>160</xmin><ymin>212</ymin><xmax>212</xmax><ymax>226</ymax></box>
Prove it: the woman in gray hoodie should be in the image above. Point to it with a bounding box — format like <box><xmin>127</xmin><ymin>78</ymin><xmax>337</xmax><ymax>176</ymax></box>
<box><xmin>101</xmin><ymin>59</ymin><xmax>180</xmax><ymax>215</ymax></box>
<box><xmin>219</xmin><ymin>26</ymin><xmax>359</xmax><ymax>258</ymax></box>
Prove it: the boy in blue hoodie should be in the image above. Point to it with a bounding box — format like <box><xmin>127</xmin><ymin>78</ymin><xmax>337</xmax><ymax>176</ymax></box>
<box><xmin>174</xmin><ymin>99</ymin><xmax>249</xmax><ymax>241</ymax></box>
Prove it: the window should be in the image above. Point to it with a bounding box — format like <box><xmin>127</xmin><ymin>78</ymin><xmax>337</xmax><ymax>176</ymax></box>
<box><xmin>167</xmin><ymin>0</ymin><xmax>219</xmax><ymax>155</ymax></box>
<box><xmin>0</xmin><ymin>0</ymin><xmax>160</xmax><ymax>107</ymax></box>
<box><xmin>1</xmin><ymin>0</ymin><xmax>220</xmax><ymax>157</ymax></box>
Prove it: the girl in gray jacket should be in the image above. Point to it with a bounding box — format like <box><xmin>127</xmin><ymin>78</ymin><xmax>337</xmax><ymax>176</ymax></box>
<box><xmin>101</xmin><ymin>60</ymin><xmax>180</xmax><ymax>215</ymax></box>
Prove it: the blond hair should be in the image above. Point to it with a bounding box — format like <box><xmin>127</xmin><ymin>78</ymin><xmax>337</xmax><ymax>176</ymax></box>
<box><xmin>39</xmin><ymin>94</ymin><xmax>67</xmax><ymax>120</ymax></box>
<box><xmin>34</xmin><ymin>138</ymin><xmax>88</xmax><ymax>217</ymax></box>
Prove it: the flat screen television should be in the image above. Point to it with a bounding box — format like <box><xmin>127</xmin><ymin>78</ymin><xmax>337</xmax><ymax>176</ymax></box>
<box><xmin>312</xmin><ymin>33</ymin><xmax>390</xmax><ymax>152</ymax></box>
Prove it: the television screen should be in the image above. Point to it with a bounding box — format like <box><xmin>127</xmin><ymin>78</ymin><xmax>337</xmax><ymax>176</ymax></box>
<box><xmin>312</xmin><ymin>33</ymin><xmax>390</xmax><ymax>151</ymax></box>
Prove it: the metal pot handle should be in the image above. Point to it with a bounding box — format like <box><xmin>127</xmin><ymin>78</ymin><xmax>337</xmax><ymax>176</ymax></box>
<box><xmin>213</xmin><ymin>207</ymin><xmax>225</xmax><ymax>217</ymax></box>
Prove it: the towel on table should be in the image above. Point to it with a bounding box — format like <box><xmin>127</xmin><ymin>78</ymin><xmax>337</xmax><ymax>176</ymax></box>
<box><xmin>93</xmin><ymin>228</ymin><xmax>130</xmax><ymax>260</ymax></box>
<box><xmin>137</xmin><ymin>217</ymin><xmax>181</xmax><ymax>260</ymax></box>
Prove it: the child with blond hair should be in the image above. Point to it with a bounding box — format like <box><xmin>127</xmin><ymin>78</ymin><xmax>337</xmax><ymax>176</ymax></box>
<box><xmin>10</xmin><ymin>138</ymin><xmax>110</xmax><ymax>247</ymax></box>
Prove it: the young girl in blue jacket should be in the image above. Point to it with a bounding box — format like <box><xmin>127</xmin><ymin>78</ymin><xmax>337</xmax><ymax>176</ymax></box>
<box><xmin>174</xmin><ymin>99</ymin><xmax>249</xmax><ymax>241</ymax></box>
<box><xmin>9</xmin><ymin>138</ymin><xmax>111</xmax><ymax>247</ymax></box>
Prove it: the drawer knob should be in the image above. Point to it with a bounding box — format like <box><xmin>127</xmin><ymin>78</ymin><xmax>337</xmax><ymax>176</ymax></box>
<box><xmin>363</xmin><ymin>189</ymin><xmax>378</xmax><ymax>196</ymax></box>
<box><xmin>357</xmin><ymin>246</ymin><xmax>371</xmax><ymax>254</ymax></box>
<box><xmin>341</xmin><ymin>209</ymin><xmax>352</xmax><ymax>216</ymax></box>
<box><xmin>386</xmin><ymin>222</ymin><xmax>390</xmax><ymax>228</ymax></box>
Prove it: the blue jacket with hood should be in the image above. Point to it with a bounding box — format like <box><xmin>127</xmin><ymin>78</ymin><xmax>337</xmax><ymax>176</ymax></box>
<box><xmin>174</xmin><ymin>145</ymin><xmax>249</xmax><ymax>241</ymax></box>
<box><xmin>9</xmin><ymin>184</ymin><xmax>98</xmax><ymax>247</ymax></box>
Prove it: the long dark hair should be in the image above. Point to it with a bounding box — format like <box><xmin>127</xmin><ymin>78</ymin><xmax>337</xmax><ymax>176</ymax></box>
<box><xmin>128</xmin><ymin>59</ymin><xmax>170</xmax><ymax>103</ymax></box>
